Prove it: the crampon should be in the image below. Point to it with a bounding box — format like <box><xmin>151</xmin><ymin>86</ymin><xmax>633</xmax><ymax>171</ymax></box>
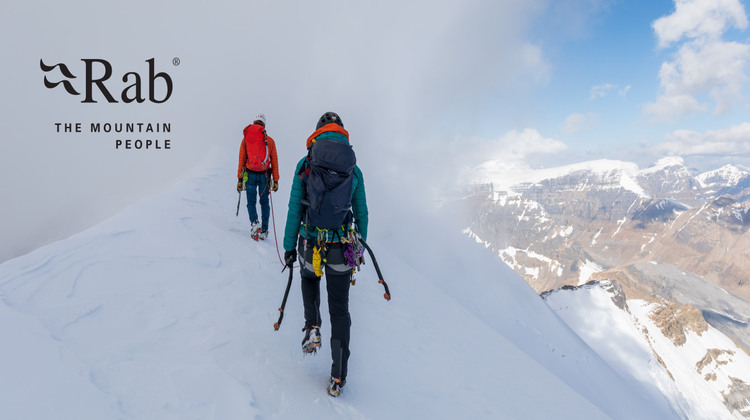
<box><xmin>301</xmin><ymin>326</ymin><xmax>321</xmax><ymax>354</ymax></box>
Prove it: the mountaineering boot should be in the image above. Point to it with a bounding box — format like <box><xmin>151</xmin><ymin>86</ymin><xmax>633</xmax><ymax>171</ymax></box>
<box><xmin>250</xmin><ymin>221</ymin><xmax>261</xmax><ymax>241</ymax></box>
<box><xmin>301</xmin><ymin>326</ymin><xmax>321</xmax><ymax>354</ymax></box>
<box><xmin>327</xmin><ymin>377</ymin><xmax>345</xmax><ymax>397</ymax></box>
<box><xmin>258</xmin><ymin>230</ymin><xmax>268</xmax><ymax>240</ymax></box>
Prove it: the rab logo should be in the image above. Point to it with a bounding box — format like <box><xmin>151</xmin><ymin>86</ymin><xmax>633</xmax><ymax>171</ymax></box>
<box><xmin>40</xmin><ymin>61</ymin><xmax>80</xmax><ymax>96</ymax></box>
<box><xmin>40</xmin><ymin>58</ymin><xmax>174</xmax><ymax>103</ymax></box>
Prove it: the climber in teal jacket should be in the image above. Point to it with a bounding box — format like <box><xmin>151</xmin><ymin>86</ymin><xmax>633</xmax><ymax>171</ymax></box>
<box><xmin>282</xmin><ymin>118</ymin><xmax>368</xmax><ymax>253</ymax></box>
<box><xmin>281</xmin><ymin>112</ymin><xmax>368</xmax><ymax>397</ymax></box>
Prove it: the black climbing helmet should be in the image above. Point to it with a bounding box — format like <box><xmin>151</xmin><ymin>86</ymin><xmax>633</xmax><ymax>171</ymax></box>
<box><xmin>316</xmin><ymin>112</ymin><xmax>344</xmax><ymax>130</ymax></box>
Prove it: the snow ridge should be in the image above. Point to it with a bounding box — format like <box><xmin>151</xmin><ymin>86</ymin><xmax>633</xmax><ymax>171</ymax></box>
<box><xmin>0</xmin><ymin>155</ymin><xmax>680</xmax><ymax>419</ymax></box>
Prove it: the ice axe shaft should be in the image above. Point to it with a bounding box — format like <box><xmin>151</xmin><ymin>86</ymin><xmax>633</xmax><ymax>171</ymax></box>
<box><xmin>359</xmin><ymin>238</ymin><xmax>391</xmax><ymax>301</ymax></box>
<box><xmin>236</xmin><ymin>169</ymin><xmax>247</xmax><ymax>217</ymax></box>
<box><xmin>273</xmin><ymin>265</ymin><xmax>294</xmax><ymax>330</ymax></box>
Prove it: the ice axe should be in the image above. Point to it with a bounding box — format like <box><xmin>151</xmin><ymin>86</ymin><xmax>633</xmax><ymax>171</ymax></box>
<box><xmin>273</xmin><ymin>264</ymin><xmax>294</xmax><ymax>330</ymax></box>
<box><xmin>359</xmin><ymin>238</ymin><xmax>391</xmax><ymax>301</ymax></box>
<box><xmin>236</xmin><ymin>169</ymin><xmax>248</xmax><ymax>217</ymax></box>
<box><xmin>236</xmin><ymin>191</ymin><xmax>242</xmax><ymax>217</ymax></box>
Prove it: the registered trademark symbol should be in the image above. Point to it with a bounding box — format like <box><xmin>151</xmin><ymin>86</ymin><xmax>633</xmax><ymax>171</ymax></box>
<box><xmin>173</xmin><ymin>57</ymin><xmax>180</xmax><ymax>66</ymax></box>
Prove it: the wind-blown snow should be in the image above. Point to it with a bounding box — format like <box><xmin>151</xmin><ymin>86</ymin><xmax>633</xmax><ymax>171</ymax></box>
<box><xmin>0</xmin><ymin>151</ymin><xmax>679</xmax><ymax>419</ymax></box>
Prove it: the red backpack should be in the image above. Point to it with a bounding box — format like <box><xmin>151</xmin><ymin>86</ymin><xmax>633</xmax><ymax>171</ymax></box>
<box><xmin>243</xmin><ymin>124</ymin><xmax>270</xmax><ymax>171</ymax></box>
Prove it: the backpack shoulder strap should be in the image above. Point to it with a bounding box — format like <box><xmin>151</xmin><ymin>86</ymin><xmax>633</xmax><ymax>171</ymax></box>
<box><xmin>296</xmin><ymin>150</ymin><xmax>312</xmax><ymax>180</ymax></box>
<box><xmin>262</xmin><ymin>129</ymin><xmax>269</xmax><ymax>164</ymax></box>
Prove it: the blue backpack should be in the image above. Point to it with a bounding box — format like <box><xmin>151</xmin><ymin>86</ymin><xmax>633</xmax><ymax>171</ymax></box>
<box><xmin>299</xmin><ymin>138</ymin><xmax>357</xmax><ymax>230</ymax></box>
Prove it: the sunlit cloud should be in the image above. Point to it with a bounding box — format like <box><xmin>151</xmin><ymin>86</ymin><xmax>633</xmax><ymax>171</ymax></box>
<box><xmin>501</xmin><ymin>128</ymin><xmax>568</xmax><ymax>156</ymax></box>
<box><xmin>653</xmin><ymin>0</ymin><xmax>747</xmax><ymax>48</ymax></box>
<box><xmin>591</xmin><ymin>83</ymin><xmax>617</xmax><ymax>99</ymax></box>
<box><xmin>461</xmin><ymin>128</ymin><xmax>569</xmax><ymax>188</ymax></box>
<box><xmin>563</xmin><ymin>112</ymin><xmax>599</xmax><ymax>134</ymax></box>
<box><xmin>459</xmin><ymin>128</ymin><xmax>568</xmax><ymax>170</ymax></box>
<box><xmin>590</xmin><ymin>83</ymin><xmax>631</xmax><ymax>100</ymax></box>
<box><xmin>647</xmin><ymin>0</ymin><xmax>750</xmax><ymax>121</ymax></box>
<box><xmin>659</xmin><ymin>122</ymin><xmax>750</xmax><ymax>155</ymax></box>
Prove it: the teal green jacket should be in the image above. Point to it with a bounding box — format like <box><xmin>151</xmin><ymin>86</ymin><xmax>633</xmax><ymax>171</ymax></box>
<box><xmin>283</xmin><ymin>131</ymin><xmax>368</xmax><ymax>251</ymax></box>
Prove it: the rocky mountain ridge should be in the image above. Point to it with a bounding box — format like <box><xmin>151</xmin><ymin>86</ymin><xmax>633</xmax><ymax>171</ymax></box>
<box><xmin>543</xmin><ymin>280</ymin><xmax>750</xmax><ymax>418</ymax></box>
<box><xmin>464</xmin><ymin>156</ymin><xmax>750</xmax><ymax>351</ymax></box>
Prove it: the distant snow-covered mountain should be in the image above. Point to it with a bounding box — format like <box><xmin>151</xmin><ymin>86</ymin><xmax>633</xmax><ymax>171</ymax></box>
<box><xmin>477</xmin><ymin>158</ymin><xmax>648</xmax><ymax>197</ymax></box>
<box><xmin>697</xmin><ymin>164</ymin><xmax>750</xmax><ymax>190</ymax></box>
<box><xmin>466</xmin><ymin>155</ymin><xmax>750</xmax><ymax>300</ymax></box>
<box><xmin>636</xmin><ymin>157</ymin><xmax>704</xmax><ymax>205</ymax></box>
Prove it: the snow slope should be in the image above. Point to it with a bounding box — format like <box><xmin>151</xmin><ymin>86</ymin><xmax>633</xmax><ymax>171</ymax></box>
<box><xmin>0</xmin><ymin>151</ymin><xmax>680</xmax><ymax>419</ymax></box>
<box><xmin>545</xmin><ymin>281</ymin><xmax>750</xmax><ymax>419</ymax></box>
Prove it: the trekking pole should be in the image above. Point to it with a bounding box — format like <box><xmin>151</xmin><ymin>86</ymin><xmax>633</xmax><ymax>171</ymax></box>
<box><xmin>359</xmin><ymin>238</ymin><xmax>391</xmax><ymax>301</ymax></box>
<box><xmin>273</xmin><ymin>265</ymin><xmax>295</xmax><ymax>330</ymax></box>
<box><xmin>236</xmin><ymin>191</ymin><xmax>242</xmax><ymax>217</ymax></box>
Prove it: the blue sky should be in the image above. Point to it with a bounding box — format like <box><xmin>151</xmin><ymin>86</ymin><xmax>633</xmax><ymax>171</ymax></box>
<box><xmin>491</xmin><ymin>0</ymin><xmax>750</xmax><ymax>171</ymax></box>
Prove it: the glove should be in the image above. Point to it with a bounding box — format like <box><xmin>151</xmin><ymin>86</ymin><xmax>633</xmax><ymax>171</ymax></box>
<box><xmin>284</xmin><ymin>249</ymin><xmax>297</xmax><ymax>267</ymax></box>
<box><xmin>272</xmin><ymin>181</ymin><xmax>279</xmax><ymax>192</ymax></box>
<box><xmin>237</xmin><ymin>179</ymin><xmax>243</xmax><ymax>193</ymax></box>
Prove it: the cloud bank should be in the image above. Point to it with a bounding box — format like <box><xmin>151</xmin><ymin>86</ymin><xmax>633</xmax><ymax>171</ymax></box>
<box><xmin>0</xmin><ymin>0</ymin><xmax>549</xmax><ymax>261</ymax></box>
<box><xmin>448</xmin><ymin>128</ymin><xmax>568</xmax><ymax>190</ymax></box>
<box><xmin>660</xmin><ymin>122</ymin><xmax>750</xmax><ymax>155</ymax></box>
